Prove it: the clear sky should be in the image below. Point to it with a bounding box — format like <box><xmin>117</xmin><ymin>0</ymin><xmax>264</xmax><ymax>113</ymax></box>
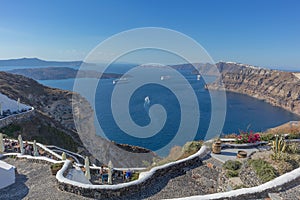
<box><xmin>0</xmin><ymin>0</ymin><xmax>299</xmax><ymax>70</ymax></box>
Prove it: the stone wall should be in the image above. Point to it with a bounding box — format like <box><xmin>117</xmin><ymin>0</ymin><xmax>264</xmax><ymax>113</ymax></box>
<box><xmin>0</xmin><ymin>108</ymin><xmax>35</xmax><ymax>129</ymax></box>
<box><xmin>1</xmin><ymin>154</ymin><xmax>62</xmax><ymax>165</ymax></box>
<box><xmin>56</xmin><ymin>147</ymin><xmax>210</xmax><ymax>199</ymax></box>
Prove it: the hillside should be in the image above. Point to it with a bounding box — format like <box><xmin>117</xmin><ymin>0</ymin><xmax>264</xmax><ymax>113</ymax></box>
<box><xmin>0</xmin><ymin>71</ymin><xmax>157</xmax><ymax>167</ymax></box>
<box><xmin>143</xmin><ymin>62</ymin><xmax>256</xmax><ymax>76</ymax></box>
<box><xmin>0</xmin><ymin>57</ymin><xmax>84</xmax><ymax>67</ymax></box>
<box><xmin>207</xmin><ymin>62</ymin><xmax>300</xmax><ymax>116</ymax></box>
<box><xmin>9</xmin><ymin>67</ymin><xmax>125</xmax><ymax>80</ymax></box>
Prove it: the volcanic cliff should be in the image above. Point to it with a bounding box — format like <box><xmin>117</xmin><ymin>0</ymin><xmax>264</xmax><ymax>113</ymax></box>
<box><xmin>207</xmin><ymin>62</ymin><xmax>300</xmax><ymax>116</ymax></box>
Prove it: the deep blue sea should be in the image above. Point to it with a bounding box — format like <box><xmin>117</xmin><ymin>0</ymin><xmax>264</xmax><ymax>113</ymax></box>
<box><xmin>37</xmin><ymin>67</ymin><xmax>300</xmax><ymax>155</ymax></box>
<box><xmin>2</xmin><ymin>64</ymin><xmax>299</xmax><ymax>156</ymax></box>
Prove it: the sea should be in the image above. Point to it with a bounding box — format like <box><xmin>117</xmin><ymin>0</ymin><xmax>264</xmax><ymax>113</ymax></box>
<box><xmin>39</xmin><ymin>66</ymin><xmax>300</xmax><ymax>156</ymax></box>
<box><xmin>2</xmin><ymin>65</ymin><xmax>300</xmax><ymax>156</ymax></box>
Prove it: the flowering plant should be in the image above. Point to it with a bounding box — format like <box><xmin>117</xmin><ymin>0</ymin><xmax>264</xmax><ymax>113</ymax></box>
<box><xmin>235</xmin><ymin>131</ymin><xmax>260</xmax><ymax>144</ymax></box>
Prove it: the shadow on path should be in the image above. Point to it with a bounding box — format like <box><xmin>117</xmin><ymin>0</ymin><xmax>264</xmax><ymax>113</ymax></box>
<box><xmin>0</xmin><ymin>173</ymin><xmax>29</xmax><ymax>200</ymax></box>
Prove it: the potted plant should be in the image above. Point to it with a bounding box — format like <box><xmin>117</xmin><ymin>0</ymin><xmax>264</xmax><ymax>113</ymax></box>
<box><xmin>212</xmin><ymin>138</ymin><xmax>222</xmax><ymax>154</ymax></box>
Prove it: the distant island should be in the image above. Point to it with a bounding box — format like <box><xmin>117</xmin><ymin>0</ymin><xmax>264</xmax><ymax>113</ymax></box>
<box><xmin>8</xmin><ymin>67</ymin><xmax>125</xmax><ymax>80</ymax></box>
<box><xmin>0</xmin><ymin>57</ymin><xmax>86</xmax><ymax>67</ymax></box>
<box><xmin>0</xmin><ymin>58</ymin><xmax>129</xmax><ymax>80</ymax></box>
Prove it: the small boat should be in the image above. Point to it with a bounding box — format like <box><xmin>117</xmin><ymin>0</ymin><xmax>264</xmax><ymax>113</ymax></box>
<box><xmin>144</xmin><ymin>96</ymin><xmax>150</xmax><ymax>104</ymax></box>
<box><xmin>197</xmin><ymin>74</ymin><xmax>201</xmax><ymax>80</ymax></box>
<box><xmin>113</xmin><ymin>77</ymin><xmax>128</xmax><ymax>84</ymax></box>
<box><xmin>160</xmin><ymin>75</ymin><xmax>171</xmax><ymax>80</ymax></box>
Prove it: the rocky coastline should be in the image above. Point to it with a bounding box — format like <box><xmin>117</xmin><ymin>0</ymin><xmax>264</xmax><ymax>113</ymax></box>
<box><xmin>206</xmin><ymin>62</ymin><xmax>300</xmax><ymax>116</ymax></box>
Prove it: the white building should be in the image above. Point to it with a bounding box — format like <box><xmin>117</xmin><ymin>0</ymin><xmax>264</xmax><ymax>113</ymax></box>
<box><xmin>0</xmin><ymin>160</ymin><xmax>16</xmax><ymax>189</ymax></box>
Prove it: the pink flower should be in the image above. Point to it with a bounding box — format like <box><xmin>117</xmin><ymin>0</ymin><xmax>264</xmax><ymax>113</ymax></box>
<box><xmin>236</xmin><ymin>131</ymin><xmax>261</xmax><ymax>144</ymax></box>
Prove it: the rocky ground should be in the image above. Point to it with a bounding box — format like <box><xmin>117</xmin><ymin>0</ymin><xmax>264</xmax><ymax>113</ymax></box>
<box><xmin>275</xmin><ymin>180</ymin><xmax>300</xmax><ymax>199</ymax></box>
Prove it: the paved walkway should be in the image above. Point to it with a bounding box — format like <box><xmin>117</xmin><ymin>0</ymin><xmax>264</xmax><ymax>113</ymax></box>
<box><xmin>211</xmin><ymin>147</ymin><xmax>258</xmax><ymax>163</ymax></box>
<box><xmin>0</xmin><ymin>157</ymin><xmax>91</xmax><ymax>200</ymax></box>
<box><xmin>0</xmin><ymin>156</ymin><xmax>222</xmax><ymax>200</ymax></box>
<box><xmin>1</xmin><ymin>150</ymin><xmax>300</xmax><ymax>200</ymax></box>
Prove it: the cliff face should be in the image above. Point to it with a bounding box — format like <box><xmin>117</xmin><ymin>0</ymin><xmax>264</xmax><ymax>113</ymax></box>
<box><xmin>207</xmin><ymin>62</ymin><xmax>300</xmax><ymax>116</ymax></box>
<box><xmin>0</xmin><ymin>71</ymin><xmax>158</xmax><ymax>167</ymax></box>
<box><xmin>0</xmin><ymin>71</ymin><xmax>79</xmax><ymax>131</ymax></box>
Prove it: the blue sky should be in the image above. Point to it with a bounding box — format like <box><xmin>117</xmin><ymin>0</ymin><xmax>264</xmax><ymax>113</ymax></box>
<box><xmin>0</xmin><ymin>0</ymin><xmax>299</xmax><ymax>69</ymax></box>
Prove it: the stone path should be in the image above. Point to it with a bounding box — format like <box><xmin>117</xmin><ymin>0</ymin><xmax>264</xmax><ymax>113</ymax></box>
<box><xmin>0</xmin><ymin>156</ymin><xmax>222</xmax><ymax>200</ymax></box>
<box><xmin>211</xmin><ymin>147</ymin><xmax>258</xmax><ymax>163</ymax></box>
<box><xmin>1</xmin><ymin>154</ymin><xmax>300</xmax><ymax>200</ymax></box>
<box><xmin>0</xmin><ymin>157</ymin><xmax>92</xmax><ymax>200</ymax></box>
<box><xmin>143</xmin><ymin>157</ymin><xmax>220</xmax><ymax>200</ymax></box>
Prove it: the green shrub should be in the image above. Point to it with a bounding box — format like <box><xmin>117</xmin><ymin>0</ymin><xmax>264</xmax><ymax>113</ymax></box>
<box><xmin>233</xmin><ymin>184</ymin><xmax>246</xmax><ymax>190</ymax></box>
<box><xmin>223</xmin><ymin>160</ymin><xmax>242</xmax><ymax>171</ymax></box>
<box><xmin>176</xmin><ymin>141</ymin><xmax>203</xmax><ymax>160</ymax></box>
<box><xmin>182</xmin><ymin>141</ymin><xmax>202</xmax><ymax>154</ymax></box>
<box><xmin>130</xmin><ymin>172</ymin><xmax>139</xmax><ymax>181</ymax></box>
<box><xmin>287</xmin><ymin>133</ymin><xmax>300</xmax><ymax>139</ymax></box>
<box><xmin>248</xmin><ymin>159</ymin><xmax>278</xmax><ymax>183</ymax></box>
<box><xmin>39</xmin><ymin>126</ymin><xmax>78</xmax><ymax>152</ymax></box>
<box><xmin>226</xmin><ymin>170</ymin><xmax>239</xmax><ymax>178</ymax></box>
<box><xmin>286</xmin><ymin>142</ymin><xmax>299</xmax><ymax>154</ymax></box>
<box><xmin>0</xmin><ymin>125</ymin><xmax>21</xmax><ymax>138</ymax></box>
<box><xmin>260</xmin><ymin>133</ymin><xmax>274</xmax><ymax>142</ymax></box>
<box><xmin>50</xmin><ymin>163</ymin><xmax>64</xmax><ymax>170</ymax></box>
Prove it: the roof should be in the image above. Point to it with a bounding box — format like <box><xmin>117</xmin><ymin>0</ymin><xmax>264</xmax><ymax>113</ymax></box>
<box><xmin>0</xmin><ymin>160</ymin><xmax>15</xmax><ymax>170</ymax></box>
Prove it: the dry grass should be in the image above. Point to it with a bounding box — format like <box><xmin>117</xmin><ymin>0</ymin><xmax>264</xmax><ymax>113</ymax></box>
<box><xmin>148</xmin><ymin>141</ymin><xmax>203</xmax><ymax>169</ymax></box>
<box><xmin>267</xmin><ymin>121</ymin><xmax>300</xmax><ymax>135</ymax></box>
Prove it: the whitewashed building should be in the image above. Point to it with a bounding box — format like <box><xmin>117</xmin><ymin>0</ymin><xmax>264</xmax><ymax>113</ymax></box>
<box><xmin>0</xmin><ymin>160</ymin><xmax>15</xmax><ymax>189</ymax></box>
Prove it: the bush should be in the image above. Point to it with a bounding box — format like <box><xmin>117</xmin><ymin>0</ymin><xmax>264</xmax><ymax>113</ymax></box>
<box><xmin>0</xmin><ymin>125</ymin><xmax>21</xmax><ymax>138</ymax></box>
<box><xmin>223</xmin><ymin>160</ymin><xmax>242</xmax><ymax>178</ymax></box>
<box><xmin>286</xmin><ymin>142</ymin><xmax>299</xmax><ymax>154</ymax></box>
<box><xmin>260</xmin><ymin>133</ymin><xmax>274</xmax><ymax>142</ymax></box>
<box><xmin>248</xmin><ymin>159</ymin><xmax>278</xmax><ymax>183</ymax></box>
<box><xmin>50</xmin><ymin>163</ymin><xmax>64</xmax><ymax>175</ymax></box>
<box><xmin>235</xmin><ymin>131</ymin><xmax>260</xmax><ymax>144</ymax></box>
<box><xmin>226</xmin><ymin>170</ymin><xmax>239</xmax><ymax>178</ymax></box>
<box><xmin>287</xmin><ymin>133</ymin><xmax>300</xmax><ymax>139</ymax></box>
<box><xmin>130</xmin><ymin>172</ymin><xmax>139</xmax><ymax>181</ymax></box>
<box><xmin>50</xmin><ymin>162</ymin><xmax>64</xmax><ymax>170</ymax></box>
<box><xmin>223</xmin><ymin>160</ymin><xmax>242</xmax><ymax>171</ymax></box>
<box><xmin>182</xmin><ymin>141</ymin><xmax>202</xmax><ymax>154</ymax></box>
<box><xmin>176</xmin><ymin>141</ymin><xmax>203</xmax><ymax>160</ymax></box>
<box><xmin>233</xmin><ymin>184</ymin><xmax>246</xmax><ymax>190</ymax></box>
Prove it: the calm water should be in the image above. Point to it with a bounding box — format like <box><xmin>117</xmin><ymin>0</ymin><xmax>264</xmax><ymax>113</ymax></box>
<box><xmin>38</xmin><ymin>69</ymin><xmax>300</xmax><ymax>155</ymax></box>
